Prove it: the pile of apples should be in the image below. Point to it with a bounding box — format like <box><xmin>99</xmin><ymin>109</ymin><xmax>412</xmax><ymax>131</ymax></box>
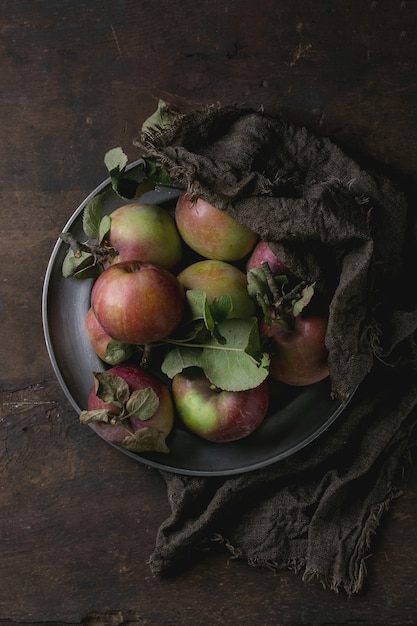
<box><xmin>77</xmin><ymin>192</ymin><xmax>329</xmax><ymax>454</ymax></box>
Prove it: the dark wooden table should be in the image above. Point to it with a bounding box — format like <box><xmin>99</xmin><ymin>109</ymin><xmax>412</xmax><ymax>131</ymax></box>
<box><xmin>2</xmin><ymin>1</ymin><xmax>417</xmax><ymax>624</ymax></box>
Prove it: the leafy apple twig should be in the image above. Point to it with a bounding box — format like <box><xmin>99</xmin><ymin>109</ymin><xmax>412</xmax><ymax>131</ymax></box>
<box><xmin>60</xmin><ymin>128</ymin><xmax>182</xmax><ymax>280</ymax></box>
<box><xmin>79</xmin><ymin>371</ymin><xmax>170</xmax><ymax>454</ymax></box>
<box><xmin>80</xmin><ymin>371</ymin><xmax>159</xmax><ymax>425</ymax></box>
<box><xmin>60</xmin><ymin>193</ymin><xmax>117</xmax><ymax>279</ymax></box>
<box><xmin>247</xmin><ymin>262</ymin><xmax>315</xmax><ymax>330</ymax></box>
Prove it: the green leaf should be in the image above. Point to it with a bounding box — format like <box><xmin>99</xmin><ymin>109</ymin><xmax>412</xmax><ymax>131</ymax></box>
<box><xmin>93</xmin><ymin>371</ymin><xmax>130</xmax><ymax>408</ymax></box>
<box><xmin>141</xmin><ymin>99</ymin><xmax>178</xmax><ymax>140</ymax></box>
<box><xmin>122</xmin><ymin>427</ymin><xmax>170</xmax><ymax>454</ymax></box>
<box><xmin>292</xmin><ymin>282</ymin><xmax>315</xmax><ymax>317</ymax></box>
<box><xmin>247</xmin><ymin>267</ymin><xmax>273</xmax><ymax>323</ymax></box>
<box><xmin>161</xmin><ymin>346</ymin><xmax>202</xmax><ymax>378</ymax></box>
<box><xmin>142</xmin><ymin>157</ymin><xmax>177</xmax><ymax>185</ymax></box>
<box><xmin>98</xmin><ymin>215</ymin><xmax>111</xmax><ymax>244</ymax></box>
<box><xmin>200</xmin><ymin>318</ymin><xmax>270</xmax><ymax>391</ymax></box>
<box><xmin>244</xmin><ymin>315</ymin><xmax>267</xmax><ymax>363</ymax></box>
<box><xmin>125</xmin><ymin>387</ymin><xmax>159</xmax><ymax>421</ymax></box>
<box><xmin>104</xmin><ymin>147</ymin><xmax>128</xmax><ymax>173</ymax></box>
<box><xmin>82</xmin><ymin>195</ymin><xmax>103</xmax><ymax>240</ymax></box>
<box><xmin>104</xmin><ymin>147</ymin><xmax>146</xmax><ymax>199</ymax></box>
<box><xmin>210</xmin><ymin>294</ymin><xmax>233</xmax><ymax>322</ymax></box>
<box><xmin>186</xmin><ymin>290</ymin><xmax>215</xmax><ymax>332</ymax></box>
<box><xmin>104</xmin><ymin>147</ymin><xmax>131</xmax><ymax>197</ymax></box>
<box><xmin>185</xmin><ymin>290</ymin><xmax>231</xmax><ymax>343</ymax></box>
<box><xmin>104</xmin><ymin>340</ymin><xmax>134</xmax><ymax>365</ymax></box>
<box><xmin>61</xmin><ymin>249</ymin><xmax>96</xmax><ymax>278</ymax></box>
<box><xmin>186</xmin><ymin>290</ymin><xmax>208</xmax><ymax>320</ymax></box>
<box><xmin>162</xmin><ymin>318</ymin><xmax>270</xmax><ymax>391</ymax></box>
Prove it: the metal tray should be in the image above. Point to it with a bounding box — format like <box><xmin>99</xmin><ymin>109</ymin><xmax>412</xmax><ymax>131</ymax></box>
<box><xmin>42</xmin><ymin>162</ymin><xmax>352</xmax><ymax>476</ymax></box>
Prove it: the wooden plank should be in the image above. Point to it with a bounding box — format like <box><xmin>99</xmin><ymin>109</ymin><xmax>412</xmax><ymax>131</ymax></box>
<box><xmin>1</xmin><ymin>0</ymin><xmax>417</xmax><ymax>623</ymax></box>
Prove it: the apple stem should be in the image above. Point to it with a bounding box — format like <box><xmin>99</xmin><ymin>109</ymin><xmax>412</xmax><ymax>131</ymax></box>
<box><xmin>260</xmin><ymin>261</ymin><xmax>310</xmax><ymax>331</ymax></box>
<box><xmin>261</xmin><ymin>261</ymin><xmax>281</xmax><ymax>303</ymax></box>
<box><xmin>139</xmin><ymin>344</ymin><xmax>152</xmax><ymax>368</ymax></box>
<box><xmin>60</xmin><ymin>232</ymin><xmax>118</xmax><ymax>264</ymax></box>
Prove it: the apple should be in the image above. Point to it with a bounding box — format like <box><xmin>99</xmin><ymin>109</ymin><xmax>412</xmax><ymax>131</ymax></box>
<box><xmin>91</xmin><ymin>261</ymin><xmax>185</xmax><ymax>345</ymax></box>
<box><xmin>108</xmin><ymin>202</ymin><xmax>183</xmax><ymax>271</ymax></box>
<box><xmin>177</xmin><ymin>259</ymin><xmax>255</xmax><ymax>319</ymax></box>
<box><xmin>246</xmin><ymin>240</ymin><xmax>291</xmax><ymax>276</ymax></box>
<box><xmin>175</xmin><ymin>192</ymin><xmax>258</xmax><ymax>261</ymax></box>
<box><xmin>84</xmin><ymin>307</ymin><xmax>134</xmax><ymax>365</ymax></box>
<box><xmin>262</xmin><ymin>315</ymin><xmax>329</xmax><ymax>386</ymax></box>
<box><xmin>172</xmin><ymin>368</ymin><xmax>269</xmax><ymax>442</ymax></box>
<box><xmin>83</xmin><ymin>365</ymin><xmax>174</xmax><ymax>453</ymax></box>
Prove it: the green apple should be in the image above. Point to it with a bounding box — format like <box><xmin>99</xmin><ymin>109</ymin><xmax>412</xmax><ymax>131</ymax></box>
<box><xmin>172</xmin><ymin>368</ymin><xmax>269</xmax><ymax>442</ymax></box>
<box><xmin>177</xmin><ymin>259</ymin><xmax>255</xmax><ymax>319</ymax></box>
<box><xmin>175</xmin><ymin>192</ymin><xmax>258</xmax><ymax>261</ymax></box>
<box><xmin>108</xmin><ymin>202</ymin><xmax>183</xmax><ymax>271</ymax></box>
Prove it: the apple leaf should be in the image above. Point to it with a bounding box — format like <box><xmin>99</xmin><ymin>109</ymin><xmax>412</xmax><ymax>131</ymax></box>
<box><xmin>98</xmin><ymin>215</ymin><xmax>111</xmax><ymax>244</ymax></box>
<box><xmin>200</xmin><ymin>318</ymin><xmax>270</xmax><ymax>391</ymax></box>
<box><xmin>93</xmin><ymin>371</ymin><xmax>130</xmax><ymax>409</ymax></box>
<box><xmin>61</xmin><ymin>247</ymin><xmax>102</xmax><ymax>279</ymax></box>
<box><xmin>186</xmin><ymin>290</ymin><xmax>218</xmax><ymax>340</ymax></box>
<box><xmin>104</xmin><ymin>146</ymin><xmax>177</xmax><ymax>199</ymax></box>
<box><xmin>125</xmin><ymin>387</ymin><xmax>159</xmax><ymax>422</ymax></box>
<box><xmin>122</xmin><ymin>427</ymin><xmax>170</xmax><ymax>454</ymax></box>
<box><xmin>79</xmin><ymin>408</ymin><xmax>112</xmax><ymax>425</ymax></box>
<box><xmin>82</xmin><ymin>194</ymin><xmax>103</xmax><ymax>240</ymax></box>
<box><xmin>141</xmin><ymin>99</ymin><xmax>179</xmax><ymax>142</ymax></box>
<box><xmin>104</xmin><ymin>146</ymin><xmax>128</xmax><ymax>173</ymax></box>
<box><xmin>60</xmin><ymin>222</ymin><xmax>109</xmax><ymax>279</ymax></box>
<box><xmin>247</xmin><ymin>264</ymin><xmax>316</xmax><ymax>329</ymax></box>
<box><xmin>186</xmin><ymin>289</ymin><xmax>210</xmax><ymax>320</ymax></box>
<box><xmin>161</xmin><ymin>346</ymin><xmax>203</xmax><ymax>379</ymax></box>
<box><xmin>292</xmin><ymin>282</ymin><xmax>316</xmax><ymax>317</ymax></box>
<box><xmin>247</xmin><ymin>267</ymin><xmax>274</xmax><ymax>323</ymax></box>
<box><xmin>105</xmin><ymin>340</ymin><xmax>134</xmax><ymax>365</ymax></box>
<box><xmin>210</xmin><ymin>294</ymin><xmax>233</xmax><ymax>322</ymax></box>
<box><xmin>161</xmin><ymin>318</ymin><xmax>270</xmax><ymax>392</ymax></box>
<box><xmin>104</xmin><ymin>147</ymin><xmax>140</xmax><ymax>198</ymax></box>
<box><xmin>185</xmin><ymin>290</ymin><xmax>232</xmax><ymax>344</ymax></box>
<box><xmin>142</xmin><ymin>157</ymin><xmax>178</xmax><ymax>186</ymax></box>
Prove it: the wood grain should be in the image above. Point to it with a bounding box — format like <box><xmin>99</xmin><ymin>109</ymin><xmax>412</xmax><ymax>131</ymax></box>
<box><xmin>1</xmin><ymin>0</ymin><xmax>417</xmax><ymax>623</ymax></box>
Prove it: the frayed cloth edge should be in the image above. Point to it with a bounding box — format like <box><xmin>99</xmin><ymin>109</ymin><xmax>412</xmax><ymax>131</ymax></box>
<box><xmin>211</xmin><ymin>486</ymin><xmax>403</xmax><ymax>595</ymax></box>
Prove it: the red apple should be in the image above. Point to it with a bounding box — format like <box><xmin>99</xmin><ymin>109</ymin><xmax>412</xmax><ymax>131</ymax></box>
<box><xmin>175</xmin><ymin>192</ymin><xmax>258</xmax><ymax>261</ymax></box>
<box><xmin>172</xmin><ymin>369</ymin><xmax>269</xmax><ymax>442</ymax></box>
<box><xmin>177</xmin><ymin>259</ymin><xmax>255</xmax><ymax>319</ymax></box>
<box><xmin>84</xmin><ymin>307</ymin><xmax>134</xmax><ymax>365</ymax></box>
<box><xmin>91</xmin><ymin>261</ymin><xmax>185</xmax><ymax>345</ymax></box>
<box><xmin>263</xmin><ymin>315</ymin><xmax>329</xmax><ymax>386</ymax></box>
<box><xmin>246</xmin><ymin>240</ymin><xmax>291</xmax><ymax>276</ymax></box>
<box><xmin>83</xmin><ymin>365</ymin><xmax>174</xmax><ymax>453</ymax></box>
<box><xmin>108</xmin><ymin>202</ymin><xmax>183</xmax><ymax>271</ymax></box>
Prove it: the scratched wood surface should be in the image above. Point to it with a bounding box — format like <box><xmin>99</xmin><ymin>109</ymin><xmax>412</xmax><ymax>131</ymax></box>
<box><xmin>1</xmin><ymin>1</ymin><xmax>417</xmax><ymax>624</ymax></box>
